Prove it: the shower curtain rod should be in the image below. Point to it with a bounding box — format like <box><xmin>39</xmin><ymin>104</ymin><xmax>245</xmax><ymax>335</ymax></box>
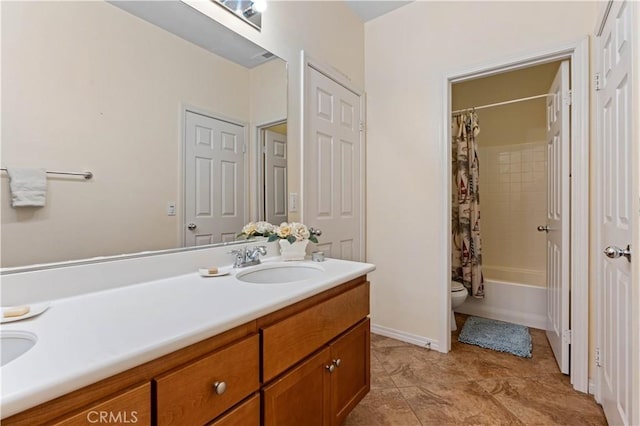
<box><xmin>451</xmin><ymin>93</ymin><xmax>552</xmax><ymax>115</ymax></box>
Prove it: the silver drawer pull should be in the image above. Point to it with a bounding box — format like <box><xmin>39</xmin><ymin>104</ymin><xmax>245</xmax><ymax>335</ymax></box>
<box><xmin>213</xmin><ymin>381</ymin><xmax>227</xmax><ymax>395</ymax></box>
<box><xmin>332</xmin><ymin>358</ymin><xmax>341</xmax><ymax>367</ymax></box>
<box><xmin>325</xmin><ymin>364</ymin><xmax>335</xmax><ymax>373</ymax></box>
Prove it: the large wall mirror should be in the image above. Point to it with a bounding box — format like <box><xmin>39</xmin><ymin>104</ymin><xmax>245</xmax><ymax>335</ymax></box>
<box><xmin>0</xmin><ymin>1</ymin><xmax>287</xmax><ymax>268</ymax></box>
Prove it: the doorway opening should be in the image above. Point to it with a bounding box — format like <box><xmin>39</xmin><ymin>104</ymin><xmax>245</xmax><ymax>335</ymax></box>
<box><xmin>441</xmin><ymin>38</ymin><xmax>589</xmax><ymax>393</ymax></box>
<box><xmin>256</xmin><ymin>120</ymin><xmax>287</xmax><ymax>224</ymax></box>
<box><xmin>451</xmin><ymin>63</ymin><xmax>561</xmax><ymax>324</ymax></box>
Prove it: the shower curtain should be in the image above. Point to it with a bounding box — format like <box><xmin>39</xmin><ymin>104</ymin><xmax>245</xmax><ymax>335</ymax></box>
<box><xmin>452</xmin><ymin>111</ymin><xmax>484</xmax><ymax>298</ymax></box>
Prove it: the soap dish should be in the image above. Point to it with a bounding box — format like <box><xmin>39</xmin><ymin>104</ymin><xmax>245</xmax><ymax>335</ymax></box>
<box><xmin>198</xmin><ymin>267</ymin><xmax>231</xmax><ymax>277</ymax></box>
<box><xmin>1</xmin><ymin>302</ymin><xmax>50</xmax><ymax>323</ymax></box>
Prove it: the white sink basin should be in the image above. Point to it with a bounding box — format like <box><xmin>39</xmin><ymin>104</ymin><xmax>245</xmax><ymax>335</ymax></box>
<box><xmin>1</xmin><ymin>331</ymin><xmax>37</xmax><ymax>367</ymax></box>
<box><xmin>236</xmin><ymin>263</ymin><xmax>324</xmax><ymax>284</ymax></box>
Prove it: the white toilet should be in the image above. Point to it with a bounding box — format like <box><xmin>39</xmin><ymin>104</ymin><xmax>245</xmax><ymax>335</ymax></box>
<box><xmin>451</xmin><ymin>281</ymin><xmax>468</xmax><ymax>331</ymax></box>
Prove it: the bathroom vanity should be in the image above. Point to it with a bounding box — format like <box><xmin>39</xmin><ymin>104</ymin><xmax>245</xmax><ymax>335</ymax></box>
<box><xmin>1</xmin><ymin>251</ymin><xmax>374</xmax><ymax>426</ymax></box>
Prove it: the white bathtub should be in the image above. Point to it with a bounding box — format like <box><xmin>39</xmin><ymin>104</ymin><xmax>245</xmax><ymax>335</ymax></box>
<box><xmin>454</xmin><ymin>278</ymin><xmax>547</xmax><ymax>330</ymax></box>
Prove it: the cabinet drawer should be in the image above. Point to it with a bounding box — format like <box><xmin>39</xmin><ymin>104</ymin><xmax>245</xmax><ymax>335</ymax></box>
<box><xmin>155</xmin><ymin>334</ymin><xmax>259</xmax><ymax>425</ymax></box>
<box><xmin>207</xmin><ymin>394</ymin><xmax>260</xmax><ymax>426</ymax></box>
<box><xmin>262</xmin><ymin>283</ymin><xmax>369</xmax><ymax>382</ymax></box>
<box><xmin>53</xmin><ymin>383</ymin><xmax>150</xmax><ymax>426</ymax></box>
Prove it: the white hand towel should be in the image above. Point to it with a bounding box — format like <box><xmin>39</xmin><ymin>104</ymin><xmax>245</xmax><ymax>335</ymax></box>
<box><xmin>7</xmin><ymin>168</ymin><xmax>47</xmax><ymax>207</ymax></box>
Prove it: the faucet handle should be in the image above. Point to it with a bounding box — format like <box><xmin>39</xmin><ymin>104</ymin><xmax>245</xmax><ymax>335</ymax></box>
<box><xmin>309</xmin><ymin>227</ymin><xmax>322</xmax><ymax>237</ymax></box>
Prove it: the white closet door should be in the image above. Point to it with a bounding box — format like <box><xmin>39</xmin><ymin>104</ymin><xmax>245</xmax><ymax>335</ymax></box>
<box><xmin>184</xmin><ymin>111</ymin><xmax>245</xmax><ymax>246</ymax></box>
<box><xmin>596</xmin><ymin>1</ymin><xmax>635</xmax><ymax>425</ymax></box>
<box><xmin>305</xmin><ymin>66</ymin><xmax>363</xmax><ymax>261</ymax></box>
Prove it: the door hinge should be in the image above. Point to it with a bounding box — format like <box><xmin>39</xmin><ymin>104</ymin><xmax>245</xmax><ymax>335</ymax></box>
<box><xmin>594</xmin><ymin>73</ymin><xmax>602</xmax><ymax>91</ymax></box>
<box><xmin>359</xmin><ymin>121</ymin><xmax>365</xmax><ymax>132</ymax></box>
<box><xmin>564</xmin><ymin>90</ymin><xmax>573</xmax><ymax>106</ymax></box>
<box><xmin>595</xmin><ymin>347</ymin><xmax>601</xmax><ymax>367</ymax></box>
<box><xmin>562</xmin><ymin>329</ymin><xmax>573</xmax><ymax>344</ymax></box>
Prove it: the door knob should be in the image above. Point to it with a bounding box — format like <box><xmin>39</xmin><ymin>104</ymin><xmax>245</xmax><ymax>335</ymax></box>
<box><xmin>326</xmin><ymin>364</ymin><xmax>335</xmax><ymax>373</ymax></box>
<box><xmin>537</xmin><ymin>225</ymin><xmax>549</xmax><ymax>232</ymax></box>
<box><xmin>187</xmin><ymin>223</ymin><xmax>197</xmax><ymax>230</ymax></box>
<box><xmin>603</xmin><ymin>245</ymin><xmax>631</xmax><ymax>262</ymax></box>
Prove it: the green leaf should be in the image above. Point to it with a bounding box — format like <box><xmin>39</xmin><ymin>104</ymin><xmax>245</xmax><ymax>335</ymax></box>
<box><xmin>309</xmin><ymin>236</ymin><xmax>318</xmax><ymax>244</ymax></box>
<box><xmin>287</xmin><ymin>235</ymin><xmax>296</xmax><ymax>244</ymax></box>
<box><xmin>267</xmin><ymin>235</ymin><xmax>279</xmax><ymax>242</ymax></box>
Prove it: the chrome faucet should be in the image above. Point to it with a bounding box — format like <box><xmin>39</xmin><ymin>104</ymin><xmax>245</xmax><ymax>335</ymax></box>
<box><xmin>230</xmin><ymin>245</ymin><xmax>267</xmax><ymax>268</ymax></box>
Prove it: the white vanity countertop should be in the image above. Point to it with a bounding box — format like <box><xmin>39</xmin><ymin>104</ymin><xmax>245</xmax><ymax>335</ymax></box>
<box><xmin>0</xmin><ymin>257</ymin><xmax>375</xmax><ymax>418</ymax></box>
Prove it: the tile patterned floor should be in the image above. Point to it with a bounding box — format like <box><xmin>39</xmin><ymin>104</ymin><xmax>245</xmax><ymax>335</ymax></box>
<box><xmin>345</xmin><ymin>314</ymin><xmax>607</xmax><ymax>425</ymax></box>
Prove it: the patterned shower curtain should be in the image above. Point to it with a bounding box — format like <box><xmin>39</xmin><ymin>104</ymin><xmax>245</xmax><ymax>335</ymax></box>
<box><xmin>452</xmin><ymin>111</ymin><xmax>484</xmax><ymax>298</ymax></box>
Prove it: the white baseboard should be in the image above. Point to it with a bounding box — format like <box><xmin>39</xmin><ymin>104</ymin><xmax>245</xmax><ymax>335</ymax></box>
<box><xmin>455</xmin><ymin>280</ymin><xmax>547</xmax><ymax>329</ymax></box>
<box><xmin>589</xmin><ymin>378</ymin><xmax>598</xmax><ymax>398</ymax></box>
<box><xmin>371</xmin><ymin>323</ymin><xmax>441</xmax><ymax>352</ymax></box>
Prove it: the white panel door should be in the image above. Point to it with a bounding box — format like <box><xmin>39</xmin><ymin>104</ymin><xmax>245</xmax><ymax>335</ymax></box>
<box><xmin>596</xmin><ymin>2</ymin><xmax>634</xmax><ymax>424</ymax></box>
<box><xmin>306</xmin><ymin>66</ymin><xmax>362</xmax><ymax>261</ymax></box>
<box><xmin>184</xmin><ymin>111</ymin><xmax>245</xmax><ymax>246</ymax></box>
<box><xmin>545</xmin><ymin>60</ymin><xmax>570</xmax><ymax>375</ymax></box>
<box><xmin>264</xmin><ymin>129</ymin><xmax>287</xmax><ymax>225</ymax></box>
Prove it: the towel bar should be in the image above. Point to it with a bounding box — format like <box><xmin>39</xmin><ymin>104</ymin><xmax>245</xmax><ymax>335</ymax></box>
<box><xmin>0</xmin><ymin>168</ymin><xmax>93</xmax><ymax>179</ymax></box>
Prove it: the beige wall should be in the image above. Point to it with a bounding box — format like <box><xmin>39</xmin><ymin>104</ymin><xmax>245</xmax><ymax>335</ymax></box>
<box><xmin>1</xmin><ymin>1</ymin><xmax>252</xmax><ymax>267</ymax></box>
<box><xmin>249</xmin><ymin>59</ymin><xmax>288</xmax><ymax>219</ymax></box>
<box><xmin>365</xmin><ymin>1</ymin><xmax>597</xmax><ymax>347</ymax></box>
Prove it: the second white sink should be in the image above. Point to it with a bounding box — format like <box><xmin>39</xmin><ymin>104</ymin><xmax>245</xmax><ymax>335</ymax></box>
<box><xmin>1</xmin><ymin>331</ymin><xmax>37</xmax><ymax>367</ymax></box>
<box><xmin>236</xmin><ymin>263</ymin><xmax>324</xmax><ymax>284</ymax></box>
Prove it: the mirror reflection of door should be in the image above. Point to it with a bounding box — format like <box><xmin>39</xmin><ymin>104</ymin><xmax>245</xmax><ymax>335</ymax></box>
<box><xmin>260</xmin><ymin>122</ymin><xmax>288</xmax><ymax>224</ymax></box>
<box><xmin>184</xmin><ymin>110</ymin><xmax>246</xmax><ymax>246</ymax></box>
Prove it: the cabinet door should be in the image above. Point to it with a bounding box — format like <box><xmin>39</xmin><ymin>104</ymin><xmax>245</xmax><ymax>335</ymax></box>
<box><xmin>330</xmin><ymin>318</ymin><xmax>370</xmax><ymax>426</ymax></box>
<box><xmin>263</xmin><ymin>347</ymin><xmax>332</xmax><ymax>426</ymax></box>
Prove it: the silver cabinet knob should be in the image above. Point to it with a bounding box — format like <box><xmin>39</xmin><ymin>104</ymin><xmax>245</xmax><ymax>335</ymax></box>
<box><xmin>326</xmin><ymin>364</ymin><xmax>335</xmax><ymax>373</ymax></box>
<box><xmin>537</xmin><ymin>225</ymin><xmax>549</xmax><ymax>232</ymax></box>
<box><xmin>187</xmin><ymin>223</ymin><xmax>197</xmax><ymax>230</ymax></box>
<box><xmin>332</xmin><ymin>358</ymin><xmax>341</xmax><ymax>367</ymax></box>
<box><xmin>213</xmin><ymin>381</ymin><xmax>227</xmax><ymax>395</ymax></box>
<box><xmin>603</xmin><ymin>245</ymin><xmax>631</xmax><ymax>262</ymax></box>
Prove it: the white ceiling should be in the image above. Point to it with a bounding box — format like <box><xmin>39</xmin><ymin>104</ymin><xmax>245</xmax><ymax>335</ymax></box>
<box><xmin>345</xmin><ymin>0</ymin><xmax>413</xmax><ymax>22</ymax></box>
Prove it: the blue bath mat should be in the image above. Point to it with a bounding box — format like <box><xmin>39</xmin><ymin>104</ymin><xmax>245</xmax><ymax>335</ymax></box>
<box><xmin>458</xmin><ymin>316</ymin><xmax>532</xmax><ymax>358</ymax></box>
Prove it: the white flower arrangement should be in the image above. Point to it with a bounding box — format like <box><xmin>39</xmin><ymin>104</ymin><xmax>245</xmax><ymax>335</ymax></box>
<box><xmin>238</xmin><ymin>221</ymin><xmax>318</xmax><ymax>244</ymax></box>
<box><xmin>237</xmin><ymin>221</ymin><xmax>276</xmax><ymax>239</ymax></box>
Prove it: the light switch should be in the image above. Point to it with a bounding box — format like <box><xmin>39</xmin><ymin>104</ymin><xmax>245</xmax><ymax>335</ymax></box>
<box><xmin>289</xmin><ymin>193</ymin><xmax>298</xmax><ymax>212</ymax></box>
<box><xmin>167</xmin><ymin>202</ymin><xmax>176</xmax><ymax>216</ymax></box>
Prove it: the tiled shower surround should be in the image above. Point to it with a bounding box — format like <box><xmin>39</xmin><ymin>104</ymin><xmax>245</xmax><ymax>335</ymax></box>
<box><xmin>478</xmin><ymin>141</ymin><xmax>547</xmax><ymax>287</ymax></box>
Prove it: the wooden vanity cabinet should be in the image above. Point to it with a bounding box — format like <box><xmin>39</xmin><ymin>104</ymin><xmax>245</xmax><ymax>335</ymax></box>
<box><xmin>51</xmin><ymin>383</ymin><xmax>151</xmax><ymax>426</ymax></box>
<box><xmin>261</xmin><ymin>280</ymin><xmax>370</xmax><ymax>426</ymax></box>
<box><xmin>3</xmin><ymin>277</ymin><xmax>370</xmax><ymax>426</ymax></box>
<box><xmin>263</xmin><ymin>319</ymin><xmax>370</xmax><ymax>426</ymax></box>
<box><xmin>207</xmin><ymin>393</ymin><xmax>260</xmax><ymax>426</ymax></box>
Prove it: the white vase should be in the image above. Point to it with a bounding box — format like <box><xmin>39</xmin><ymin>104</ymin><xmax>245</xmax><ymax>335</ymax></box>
<box><xmin>278</xmin><ymin>239</ymin><xmax>309</xmax><ymax>261</ymax></box>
